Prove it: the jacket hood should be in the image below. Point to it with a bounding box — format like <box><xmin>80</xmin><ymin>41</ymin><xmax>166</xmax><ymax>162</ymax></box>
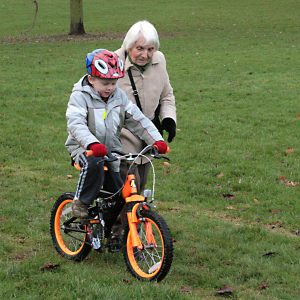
<box><xmin>72</xmin><ymin>75</ymin><xmax>101</xmax><ymax>100</ymax></box>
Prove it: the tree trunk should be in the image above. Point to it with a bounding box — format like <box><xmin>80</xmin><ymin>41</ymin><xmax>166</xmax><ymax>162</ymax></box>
<box><xmin>69</xmin><ymin>0</ymin><xmax>85</xmax><ymax>35</ymax></box>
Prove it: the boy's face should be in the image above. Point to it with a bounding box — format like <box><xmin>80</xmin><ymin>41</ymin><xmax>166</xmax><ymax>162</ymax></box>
<box><xmin>88</xmin><ymin>76</ymin><xmax>118</xmax><ymax>99</ymax></box>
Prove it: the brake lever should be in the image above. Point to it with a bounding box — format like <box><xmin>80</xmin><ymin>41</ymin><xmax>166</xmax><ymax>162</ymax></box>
<box><xmin>151</xmin><ymin>147</ymin><xmax>160</xmax><ymax>158</ymax></box>
<box><xmin>94</xmin><ymin>151</ymin><xmax>118</xmax><ymax>166</ymax></box>
<box><xmin>160</xmin><ymin>155</ymin><xmax>170</xmax><ymax>161</ymax></box>
<box><xmin>150</xmin><ymin>147</ymin><xmax>170</xmax><ymax>161</ymax></box>
<box><xmin>105</xmin><ymin>150</ymin><xmax>118</xmax><ymax>162</ymax></box>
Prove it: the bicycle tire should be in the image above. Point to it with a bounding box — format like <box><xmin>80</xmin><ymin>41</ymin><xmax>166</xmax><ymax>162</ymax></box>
<box><xmin>49</xmin><ymin>193</ymin><xmax>92</xmax><ymax>261</ymax></box>
<box><xmin>123</xmin><ymin>209</ymin><xmax>173</xmax><ymax>282</ymax></box>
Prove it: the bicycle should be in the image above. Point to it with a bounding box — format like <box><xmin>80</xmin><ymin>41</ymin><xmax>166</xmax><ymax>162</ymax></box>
<box><xmin>49</xmin><ymin>145</ymin><xmax>173</xmax><ymax>282</ymax></box>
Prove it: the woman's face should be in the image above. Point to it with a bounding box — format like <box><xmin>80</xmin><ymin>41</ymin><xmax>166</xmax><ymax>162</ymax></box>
<box><xmin>128</xmin><ymin>37</ymin><xmax>156</xmax><ymax>66</ymax></box>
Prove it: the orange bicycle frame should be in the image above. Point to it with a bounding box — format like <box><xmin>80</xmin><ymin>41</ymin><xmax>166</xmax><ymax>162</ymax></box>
<box><xmin>75</xmin><ymin>150</ymin><xmax>154</xmax><ymax>250</ymax></box>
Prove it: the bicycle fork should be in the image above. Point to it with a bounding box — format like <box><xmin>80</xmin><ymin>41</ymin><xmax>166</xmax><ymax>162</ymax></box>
<box><xmin>122</xmin><ymin>174</ymin><xmax>154</xmax><ymax>250</ymax></box>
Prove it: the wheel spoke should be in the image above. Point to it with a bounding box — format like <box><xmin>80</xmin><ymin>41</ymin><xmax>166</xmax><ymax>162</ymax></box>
<box><xmin>50</xmin><ymin>195</ymin><xmax>92</xmax><ymax>261</ymax></box>
<box><xmin>127</xmin><ymin>217</ymin><xmax>164</xmax><ymax>275</ymax></box>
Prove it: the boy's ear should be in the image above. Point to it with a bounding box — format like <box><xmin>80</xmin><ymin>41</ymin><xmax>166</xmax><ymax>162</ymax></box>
<box><xmin>87</xmin><ymin>74</ymin><xmax>93</xmax><ymax>83</ymax></box>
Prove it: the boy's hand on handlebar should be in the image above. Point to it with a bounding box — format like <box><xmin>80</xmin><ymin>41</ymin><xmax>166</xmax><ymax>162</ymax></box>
<box><xmin>153</xmin><ymin>140</ymin><xmax>169</xmax><ymax>154</ymax></box>
<box><xmin>88</xmin><ymin>143</ymin><xmax>108</xmax><ymax>157</ymax></box>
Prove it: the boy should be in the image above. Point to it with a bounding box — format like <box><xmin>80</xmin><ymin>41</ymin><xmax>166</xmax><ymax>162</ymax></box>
<box><xmin>65</xmin><ymin>49</ymin><xmax>168</xmax><ymax>218</ymax></box>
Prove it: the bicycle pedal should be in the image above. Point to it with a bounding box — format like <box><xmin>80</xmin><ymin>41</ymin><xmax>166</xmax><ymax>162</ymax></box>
<box><xmin>79</xmin><ymin>218</ymin><xmax>98</xmax><ymax>224</ymax></box>
<box><xmin>108</xmin><ymin>236</ymin><xmax>123</xmax><ymax>253</ymax></box>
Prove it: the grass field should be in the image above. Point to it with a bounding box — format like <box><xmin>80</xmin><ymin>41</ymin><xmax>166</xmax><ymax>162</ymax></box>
<box><xmin>0</xmin><ymin>0</ymin><xmax>300</xmax><ymax>299</ymax></box>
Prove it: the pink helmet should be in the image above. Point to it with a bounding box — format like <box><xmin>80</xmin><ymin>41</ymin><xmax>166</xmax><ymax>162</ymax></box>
<box><xmin>86</xmin><ymin>49</ymin><xmax>124</xmax><ymax>79</ymax></box>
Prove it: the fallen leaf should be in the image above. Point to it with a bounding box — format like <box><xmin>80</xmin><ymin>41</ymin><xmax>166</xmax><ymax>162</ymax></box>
<box><xmin>216</xmin><ymin>285</ymin><xmax>234</xmax><ymax>296</ymax></box>
<box><xmin>262</xmin><ymin>251</ymin><xmax>277</xmax><ymax>257</ymax></box>
<box><xmin>278</xmin><ymin>176</ymin><xmax>299</xmax><ymax>187</ymax></box>
<box><xmin>284</xmin><ymin>180</ymin><xmax>299</xmax><ymax>187</ymax></box>
<box><xmin>217</xmin><ymin>172</ymin><xmax>224</xmax><ymax>178</ymax></box>
<box><xmin>226</xmin><ymin>205</ymin><xmax>236</xmax><ymax>210</ymax></box>
<box><xmin>270</xmin><ymin>209</ymin><xmax>281</xmax><ymax>214</ymax></box>
<box><xmin>40</xmin><ymin>262</ymin><xmax>60</xmax><ymax>271</ymax></box>
<box><xmin>180</xmin><ymin>285</ymin><xmax>193</xmax><ymax>294</ymax></box>
<box><xmin>16</xmin><ymin>236</ymin><xmax>26</xmax><ymax>244</ymax></box>
<box><xmin>285</xmin><ymin>147</ymin><xmax>294</xmax><ymax>155</ymax></box>
<box><xmin>253</xmin><ymin>198</ymin><xmax>259</xmax><ymax>203</ymax></box>
<box><xmin>167</xmin><ymin>207</ymin><xmax>181</xmax><ymax>212</ymax></box>
<box><xmin>269</xmin><ymin>221</ymin><xmax>283</xmax><ymax>229</ymax></box>
<box><xmin>258</xmin><ymin>282</ymin><xmax>268</xmax><ymax>290</ymax></box>
<box><xmin>122</xmin><ymin>279</ymin><xmax>132</xmax><ymax>284</ymax></box>
<box><xmin>223</xmin><ymin>193</ymin><xmax>235</xmax><ymax>200</ymax></box>
<box><xmin>279</xmin><ymin>175</ymin><xmax>286</xmax><ymax>183</ymax></box>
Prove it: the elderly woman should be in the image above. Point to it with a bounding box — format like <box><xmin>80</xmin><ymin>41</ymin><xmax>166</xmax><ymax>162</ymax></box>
<box><xmin>115</xmin><ymin>20</ymin><xmax>177</xmax><ymax>191</ymax></box>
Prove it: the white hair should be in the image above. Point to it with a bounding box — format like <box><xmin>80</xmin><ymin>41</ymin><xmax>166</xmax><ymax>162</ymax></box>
<box><xmin>122</xmin><ymin>20</ymin><xmax>160</xmax><ymax>51</ymax></box>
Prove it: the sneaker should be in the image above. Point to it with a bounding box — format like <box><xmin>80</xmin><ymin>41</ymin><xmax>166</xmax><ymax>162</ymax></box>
<box><xmin>72</xmin><ymin>198</ymin><xmax>89</xmax><ymax>218</ymax></box>
<box><xmin>107</xmin><ymin>223</ymin><xmax>124</xmax><ymax>252</ymax></box>
<box><xmin>108</xmin><ymin>235</ymin><xmax>123</xmax><ymax>253</ymax></box>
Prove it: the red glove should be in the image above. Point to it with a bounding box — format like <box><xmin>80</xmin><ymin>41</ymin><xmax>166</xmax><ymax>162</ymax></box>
<box><xmin>88</xmin><ymin>143</ymin><xmax>108</xmax><ymax>157</ymax></box>
<box><xmin>153</xmin><ymin>140</ymin><xmax>168</xmax><ymax>154</ymax></box>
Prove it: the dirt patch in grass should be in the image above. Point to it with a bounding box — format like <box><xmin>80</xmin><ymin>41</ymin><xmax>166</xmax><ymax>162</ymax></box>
<box><xmin>203</xmin><ymin>209</ymin><xmax>297</xmax><ymax>238</ymax></box>
<box><xmin>0</xmin><ymin>32</ymin><xmax>124</xmax><ymax>44</ymax></box>
<box><xmin>0</xmin><ymin>31</ymin><xmax>179</xmax><ymax>45</ymax></box>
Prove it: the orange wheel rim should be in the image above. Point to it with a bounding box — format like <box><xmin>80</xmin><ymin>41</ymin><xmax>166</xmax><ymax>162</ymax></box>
<box><xmin>127</xmin><ymin>218</ymin><xmax>164</xmax><ymax>278</ymax></box>
<box><xmin>54</xmin><ymin>199</ymin><xmax>86</xmax><ymax>256</ymax></box>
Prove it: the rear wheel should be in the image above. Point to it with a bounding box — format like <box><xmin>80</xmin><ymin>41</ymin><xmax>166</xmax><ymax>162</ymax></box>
<box><xmin>123</xmin><ymin>210</ymin><xmax>173</xmax><ymax>282</ymax></box>
<box><xmin>50</xmin><ymin>193</ymin><xmax>92</xmax><ymax>261</ymax></box>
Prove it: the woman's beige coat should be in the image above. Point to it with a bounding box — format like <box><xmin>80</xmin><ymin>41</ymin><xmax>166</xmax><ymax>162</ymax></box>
<box><xmin>115</xmin><ymin>47</ymin><xmax>176</xmax><ymax>158</ymax></box>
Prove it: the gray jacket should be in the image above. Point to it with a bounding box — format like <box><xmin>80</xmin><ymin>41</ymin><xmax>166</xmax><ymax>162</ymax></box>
<box><xmin>65</xmin><ymin>75</ymin><xmax>163</xmax><ymax>168</ymax></box>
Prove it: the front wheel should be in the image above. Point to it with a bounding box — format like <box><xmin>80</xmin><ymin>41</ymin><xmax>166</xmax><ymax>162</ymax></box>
<box><xmin>49</xmin><ymin>193</ymin><xmax>92</xmax><ymax>261</ymax></box>
<box><xmin>123</xmin><ymin>210</ymin><xmax>173</xmax><ymax>282</ymax></box>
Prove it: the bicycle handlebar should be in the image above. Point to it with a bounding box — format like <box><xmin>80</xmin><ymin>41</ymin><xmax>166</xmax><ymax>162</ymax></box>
<box><xmin>85</xmin><ymin>145</ymin><xmax>170</xmax><ymax>162</ymax></box>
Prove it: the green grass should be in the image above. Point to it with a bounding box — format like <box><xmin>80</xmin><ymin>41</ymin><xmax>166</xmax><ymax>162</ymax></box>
<box><xmin>1</xmin><ymin>0</ymin><xmax>300</xmax><ymax>299</ymax></box>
